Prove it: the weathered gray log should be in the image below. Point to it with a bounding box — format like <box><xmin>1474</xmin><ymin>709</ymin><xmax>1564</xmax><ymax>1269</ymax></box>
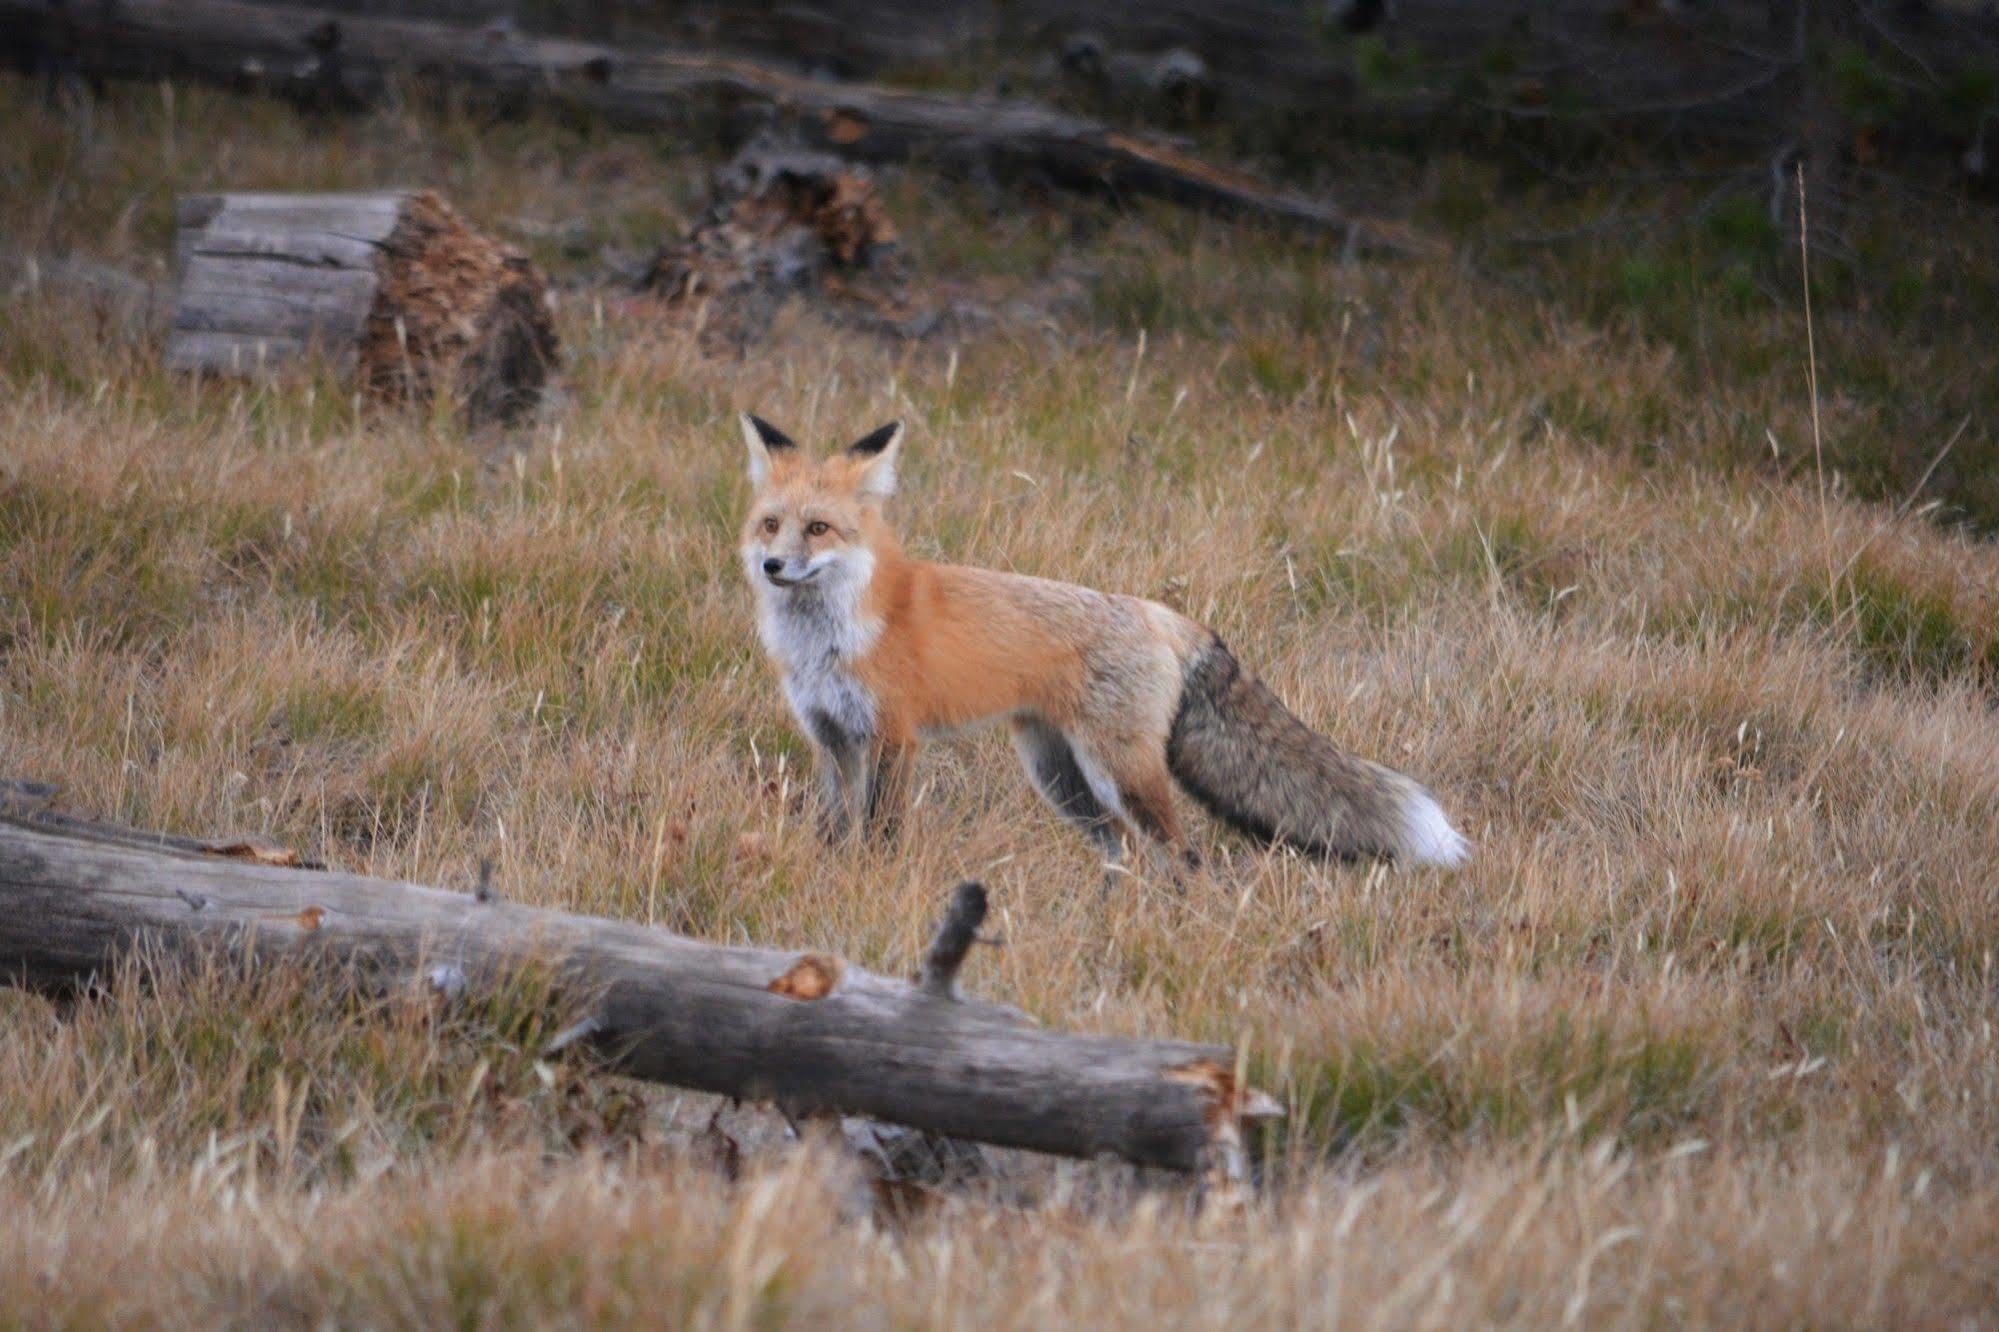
<box><xmin>168</xmin><ymin>192</ymin><xmax>396</xmax><ymax>374</ymax></box>
<box><xmin>0</xmin><ymin>0</ymin><xmax>1409</xmax><ymax>249</ymax></box>
<box><xmin>0</xmin><ymin>803</ymin><xmax>1276</xmax><ymax>1175</ymax></box>
<box><xmin>168</xmin><ymin>189</ymin><xmax>558</xmax><ymax>425</ymax></box>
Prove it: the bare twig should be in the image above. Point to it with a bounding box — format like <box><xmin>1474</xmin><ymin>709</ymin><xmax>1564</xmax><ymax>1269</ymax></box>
<box><xmin>1856</xmin><ymin>4</ymin><xmax>1941</xmax><ymax>86</ymax></box>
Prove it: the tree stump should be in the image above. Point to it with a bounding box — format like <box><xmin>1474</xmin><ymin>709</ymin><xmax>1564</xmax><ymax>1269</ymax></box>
<box><xmin>642</xmin><ymin>136</ymin><xmax>912</xmax><ymax>348</ymax></box>
<box><xmin>166</xmin><ymin>190</ymin><xmax>559</xmax><ymax>426</ymax></box>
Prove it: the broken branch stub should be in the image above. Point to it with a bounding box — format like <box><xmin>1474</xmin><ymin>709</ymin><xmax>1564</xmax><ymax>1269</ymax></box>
<box><xmin>918</xmin><ymin>880</ymin><xmax>987</xmax><ymax>1000</ymax></box>
<box><xmin>1165</xmin><ymin>1058</ymin><xmax>1287</xmax><ymax>1202</ymax></box>
<box><xmin>0</xmin><ymin>800</ymin><xmax>1280</xmax><ymax>1176</ymax></box>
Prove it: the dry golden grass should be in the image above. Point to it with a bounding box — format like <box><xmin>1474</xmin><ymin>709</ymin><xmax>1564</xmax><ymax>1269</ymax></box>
<box><xmin>3</xmin><ymin>77</ymin><xmax>1997</xmax><ymax>1327</ymax></box>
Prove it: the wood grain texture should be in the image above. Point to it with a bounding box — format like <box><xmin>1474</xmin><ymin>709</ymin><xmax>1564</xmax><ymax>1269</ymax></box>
<box><xmin>0</xmin><ymin>808</ymin><xmax>1260</xmax><ymax>1172</ymax></box>
<box><xmin>166</xmin><ymin>191</ymin><xmax>406</xmax><ymax>373</ymax></box>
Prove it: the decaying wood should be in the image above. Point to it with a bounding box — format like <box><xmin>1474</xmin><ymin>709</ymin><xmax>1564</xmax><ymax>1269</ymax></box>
<box><xmin>0</xmin><ymin>0</ymin><xmax>1404</xmax><ymax>248</ymax></box>
<box><xmin>642</xmin><ymin>136</ymin><xmax>927</xmax><ymax>346</ymax></box>
<box><xmin>168</xmin><ymin>189</ymin><xmax>557</xmax><ymax>425</ymax></box>
<box><xmin>0</xmin><ymin>799</ymin><xmax>1278</xmax><ymax>1175</ymax></box>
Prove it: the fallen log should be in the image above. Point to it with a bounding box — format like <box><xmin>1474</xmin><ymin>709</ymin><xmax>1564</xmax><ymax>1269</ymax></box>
<box><xmin>0</xmin><ymin>0</ymin><xmax>1411</xmax><ymax>250</ymax></box>
<box><xmin>0</xmin><ymin>799</ymin><xmax>1277</xmax><ymax>1178</ymax></box>
<box><xmin>555</xmin><ymin>1</ymin><xmax>1993</xmax><ymax>157</ymax></box>
<box><xmin>167</xmin><ymin>190</ymin><xmax>558</xmax><ymax>426</ymax></box>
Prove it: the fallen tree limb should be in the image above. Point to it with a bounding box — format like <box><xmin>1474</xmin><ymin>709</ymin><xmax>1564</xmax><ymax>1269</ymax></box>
<box><xmin>0</xmin><ymin>799</ymin><xmax>1277</xmax><ymax>1176</ymax></box>
<box><xmin>0</xmin><ymin>0</ymin><xmax>1416</xmax><ymax>250</ymax></box>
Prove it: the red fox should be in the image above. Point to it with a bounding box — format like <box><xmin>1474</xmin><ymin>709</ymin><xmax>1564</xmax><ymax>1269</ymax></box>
<box><xmin>737</xmin><ymin>413</ymin><xmax>1469</xmax><ymax>871</ymax></box>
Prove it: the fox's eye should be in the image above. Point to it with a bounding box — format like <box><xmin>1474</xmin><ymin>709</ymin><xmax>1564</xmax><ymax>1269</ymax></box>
<box><xmin>761</xmin><ymin>516</ymin><xmax>780</xmax><ymax>534</ymax></box>
<box><xmin>806</xmin><ymin>521</ymin><xmax>831</xmax><ymax>538</ymax></box>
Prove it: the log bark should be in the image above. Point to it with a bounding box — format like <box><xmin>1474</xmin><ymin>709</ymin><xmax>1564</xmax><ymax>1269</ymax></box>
<box><xmin>168</xmin><ymin>190</ymin><xmax>558</xmax><ymax>426</ymax></box>
<box><xmin>0</xmin><ymin>801</ymin><xmax>1276</xmax><ymax>1176</ymax></box>
<box><xmin>0</xmin><ymin>0</ymin><xmax>1406</xmax><ymax>249</ymax></box>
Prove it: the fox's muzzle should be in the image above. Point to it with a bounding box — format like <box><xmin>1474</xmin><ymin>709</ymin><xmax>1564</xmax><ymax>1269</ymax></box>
<box><xmin>761</xmin><ymin>558</ymin><xmax>820</xmax><ymax>589</ymax></box>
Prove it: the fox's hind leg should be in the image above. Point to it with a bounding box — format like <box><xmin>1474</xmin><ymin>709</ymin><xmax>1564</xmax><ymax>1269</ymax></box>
<box><xmin>1011</xmin><ymin>719</ymin><xmax>1126</xmax><ymax>866</ymax></box>
<box><xmin>1088</xmin><ymin>742</ymin><xmax>1200</xmax><ymax>882</ymax></box>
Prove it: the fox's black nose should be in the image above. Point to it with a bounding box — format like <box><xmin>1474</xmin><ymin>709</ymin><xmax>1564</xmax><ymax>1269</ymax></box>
<box><xmin>762</xmin><ymin>558</ymin><xmax>784</xmax><ymax>576</ymax></box>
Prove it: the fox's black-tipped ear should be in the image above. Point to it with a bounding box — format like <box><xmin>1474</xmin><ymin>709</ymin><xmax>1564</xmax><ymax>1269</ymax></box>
<box><xmin>845</xmin><ymin>421</ymin><xmax>902</xmax><ymax>458</ymax></box>
<box><xmin>845</xmin><ymin>421</ymin><xmax>905</xmax><ymax>501</ymax></box>
<box><xmin>743</xmin><ymin>413</ymin><xmax>797</xmax><ymax>452</ymax></box>
<box><xmin>739</xmin><ymin>412</ymin><xmax>797</xmax><ymax>487</ymax></box>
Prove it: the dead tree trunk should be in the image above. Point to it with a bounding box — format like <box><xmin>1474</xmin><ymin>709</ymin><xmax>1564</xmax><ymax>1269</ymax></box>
<box><xmin>168</xmin><ymin>190</ymin><xmax>558</xmax><ymax>426</ymax></box>
<box><xmin>0</xmin><ymin>801</ymin><xmax>1276</xmax><ymax>1177</ymax></box>
<box><xmin>0</xmin><ymin>0</ymin><xmax>1407</xmax><ymax>249</ymax></box>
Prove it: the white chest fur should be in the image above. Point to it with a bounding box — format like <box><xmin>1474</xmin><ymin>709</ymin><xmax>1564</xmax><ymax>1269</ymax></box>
<box><xmin>757</xmin><ymin>578</ymin><xmax>881</xmax><ymax>744</ymax></box>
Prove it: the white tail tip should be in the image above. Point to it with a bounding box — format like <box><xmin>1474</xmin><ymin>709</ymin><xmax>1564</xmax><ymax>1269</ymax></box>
<box><xmin>1402</xmin><ymin>790</ymin><xmax>1470</xmax><ymax>868</ymax></box>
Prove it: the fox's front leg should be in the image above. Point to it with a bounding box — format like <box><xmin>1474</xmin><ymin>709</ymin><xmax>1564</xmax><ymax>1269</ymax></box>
<box><xmin>809</xmin><ymin>729</ymin><xmax>912</xmax><ymax>844</ymax></box>
<box><xmin>865</xmin><ymin>741</ymin><xmax>916</xmax><ymax>840</ymax></box>
<box><xmin>810</xmin><ymin>732</ymin><xmax>872</xmax><ymax>843</ymax></box>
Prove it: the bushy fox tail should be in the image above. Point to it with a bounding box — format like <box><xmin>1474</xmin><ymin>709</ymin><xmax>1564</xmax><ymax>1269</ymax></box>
<box><xmin>1165</xmin><ymin>637</ymin><xmax>1469</xmax><ymax>867</ymax></box>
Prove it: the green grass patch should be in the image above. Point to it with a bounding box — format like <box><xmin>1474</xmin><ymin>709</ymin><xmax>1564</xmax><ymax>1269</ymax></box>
<box><xmin>1279</xmin><ymin>1014</ymin><xmax>1718</xmax><ymax>1155</ymax></box>
<box><xmin>278</xmin><ymin>678</ymin><xmax>390</xmax><ymax>745</ymax></box>
<box><xmin>1809</xmin><ymin>562</ymin><xmax>1998</xmax><ymax>689</ymax></box>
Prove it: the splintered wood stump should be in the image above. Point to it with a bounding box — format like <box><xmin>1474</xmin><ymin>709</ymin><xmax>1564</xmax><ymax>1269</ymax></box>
<box><xmin>167</xmin><ymin>190</ymin><xmax>558</xmax><ymax>425</ymax></box>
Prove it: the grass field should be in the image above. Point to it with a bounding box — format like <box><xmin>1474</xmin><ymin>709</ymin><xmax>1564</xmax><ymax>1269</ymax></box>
<box><xmin>3</xmin><ymin>76</ymin><xmax>1997</xmax><ymax>1327</ymax></box>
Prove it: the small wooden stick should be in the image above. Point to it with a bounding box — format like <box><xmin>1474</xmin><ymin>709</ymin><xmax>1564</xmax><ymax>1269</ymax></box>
<box><xmin>918</xmin><ymin>881</ymin><xmax>987</xmax><ymax>1000</ymax></box>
